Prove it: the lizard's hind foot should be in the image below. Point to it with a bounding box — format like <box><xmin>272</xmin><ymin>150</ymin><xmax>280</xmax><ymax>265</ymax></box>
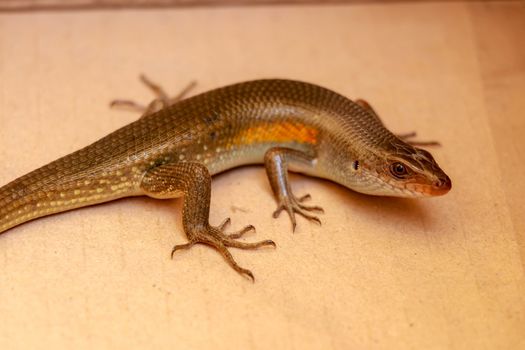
<box><xmin>217</xmin><ymin>217</ymin><xmax>256</xmax><ymax>239</ymax></box>
<box><xmin>110</xmin><ymin>74</ymin><xmax>197</xmax><ymax>117</ymax></box>
<box><xmin>172</xmin><ymin>219</ymin><xmax>275</xmax><ymax>282</ymax></box>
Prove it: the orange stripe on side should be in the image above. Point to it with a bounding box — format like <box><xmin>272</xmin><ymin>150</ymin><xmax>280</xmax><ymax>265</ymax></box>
<box><xmin>237</xmin><ymin>121</ymin><xmax>319</xmax><ymax>146</ymax></box>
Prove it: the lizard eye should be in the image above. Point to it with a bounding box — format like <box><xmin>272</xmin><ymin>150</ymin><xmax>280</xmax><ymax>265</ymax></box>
<box><xmin>390</xmin><ymin>162</ymin><xmax>408</xmax><ymax>178</ymax></box>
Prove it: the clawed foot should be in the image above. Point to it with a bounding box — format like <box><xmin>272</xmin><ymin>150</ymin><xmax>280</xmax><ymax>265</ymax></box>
<box><xmin>354</xmin><ymin>99</ymin><xmax>440</xmax><ymax>148</ymax></box>
<box><xmin>171</xmin><ymin>218</ymin><xmax>275</xmax><ymax>281</ymax></box>
<box><xmin>273</xmin><ymin>194</ymin><xmax>324</xmax><ymax>232</ymax></box>
<box><xmin>110</xmin><ymin>74</ymin><xmax>197</xmax><ymax>116</ymax></box>
<box><xmin>397</xmin><ymin>131</ymin><xmax>440</xmax><ymax>147</ymax></box>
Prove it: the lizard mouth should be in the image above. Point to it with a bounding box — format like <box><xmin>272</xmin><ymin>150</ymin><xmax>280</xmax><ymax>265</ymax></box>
<box><xmin>406</xmin><ymin>174</ymin><xmax>452</xmax><ymax>196</ymax></box>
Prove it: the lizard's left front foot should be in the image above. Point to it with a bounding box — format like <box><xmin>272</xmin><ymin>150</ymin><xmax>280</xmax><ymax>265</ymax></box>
<box><xmin>355</xmin><ymin>99</ymin><xmax>441</xmax><ymax>147</ymax></box>
<box><xmin>397</xmin><ymin>131</ymin><xmax>441</xmax><ymax>147</ymax></box>
<box><xmin>273</xmin><ymin>193</ymin><xmax>324</xmax><ymax>232</ymax></box>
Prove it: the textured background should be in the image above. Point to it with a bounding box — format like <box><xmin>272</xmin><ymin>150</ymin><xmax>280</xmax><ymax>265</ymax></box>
<box><xmin>0</xmin><ymin>2</ymin><xmax>524</xmax><ymax>349</ymax></box>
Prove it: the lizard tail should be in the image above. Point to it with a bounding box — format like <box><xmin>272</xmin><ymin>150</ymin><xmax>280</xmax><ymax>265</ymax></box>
<box><xmin>0</xmin><ymin>171</ymin><xmax>55</xmax><ymax>234</ymax></box>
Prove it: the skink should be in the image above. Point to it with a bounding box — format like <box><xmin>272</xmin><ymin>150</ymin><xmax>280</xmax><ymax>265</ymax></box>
<box><xmin>0</xmin><ymin>78</ymin><xmax>451</xmax><ymax>280</ymax></box>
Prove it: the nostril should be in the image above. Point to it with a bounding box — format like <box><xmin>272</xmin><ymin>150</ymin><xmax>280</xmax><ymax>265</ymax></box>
<box><xmin>440</xmin><ymin>176</ymin><xmax>452</xmax><ymax>189</ymax></box>
<box><xmin>434</xmin><ymin>175</ymin><xmax>452</xmax><ymax>189</ymax></box>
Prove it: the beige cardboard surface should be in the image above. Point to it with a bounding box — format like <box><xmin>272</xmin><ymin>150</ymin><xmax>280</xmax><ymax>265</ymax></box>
<box><xmin>0</xmin><ymin>2</ymin><xmax>524</xmax><ymax>349</ymax></box>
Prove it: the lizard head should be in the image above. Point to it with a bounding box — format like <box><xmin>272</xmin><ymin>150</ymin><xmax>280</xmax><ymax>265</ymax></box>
<box><xmin>348</xmin><ymin>142</ymin><xmax>451</xmax><ymax>198</ymax></box>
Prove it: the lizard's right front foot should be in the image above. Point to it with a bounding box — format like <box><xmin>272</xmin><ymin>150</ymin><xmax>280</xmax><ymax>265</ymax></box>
<box><xmin>171</xmin><ymin>218</ymin><xmax>276</xmax><ymax>282</ymax></box>
<box><xmin>273</xmin><ymin>193</ymin><xmax>324</xmax><ymax>232</ymax></box>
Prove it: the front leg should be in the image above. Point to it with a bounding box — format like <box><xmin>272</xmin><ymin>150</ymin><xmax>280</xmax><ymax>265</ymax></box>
<box><xmin>355</xmin><ymin>98</ymin><xmax>440</xmax><ymax>147</ymax></box>
<box><xmin>264</xmin><ymin>147</ymin><xmax>324</xmax><ymax>232</ymax></box>
<box><xmin>141</xmin><ymin>162</ymin><xmax>275</xmax><ymax>281</ymax></box>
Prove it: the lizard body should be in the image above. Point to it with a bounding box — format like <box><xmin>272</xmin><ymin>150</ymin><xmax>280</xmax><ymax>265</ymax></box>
<box><xmin>0</xmin><ymin>78</ymin><xmax>451</xmax><ymax>279</ymax></box>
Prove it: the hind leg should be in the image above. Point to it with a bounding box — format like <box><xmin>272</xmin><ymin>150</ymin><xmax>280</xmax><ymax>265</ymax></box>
<box><xmin>110</xmin><ymin>74</ymin><xmax>197</xmax><ymax>117</ymax></box>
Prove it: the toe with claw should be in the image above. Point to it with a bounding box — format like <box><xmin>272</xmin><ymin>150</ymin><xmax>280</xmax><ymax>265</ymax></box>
<box><xmin>110</xmin><ymin>74</ymin><xmax>197</xmax><ymax>117</ymax></box>
<box><xmin>397</xmin><ymin>131</ymin><xmax>441</xmax><ymax>147</ymax></box>
<box><xmin>273</xmin><ymin>193</ymin><xmax>324</xmax><ymax>232</ymax></box>
<box><xmin>171</xmin><ymin>219</ymin><xmax>275</xmax><ymax>281</ymax></box>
